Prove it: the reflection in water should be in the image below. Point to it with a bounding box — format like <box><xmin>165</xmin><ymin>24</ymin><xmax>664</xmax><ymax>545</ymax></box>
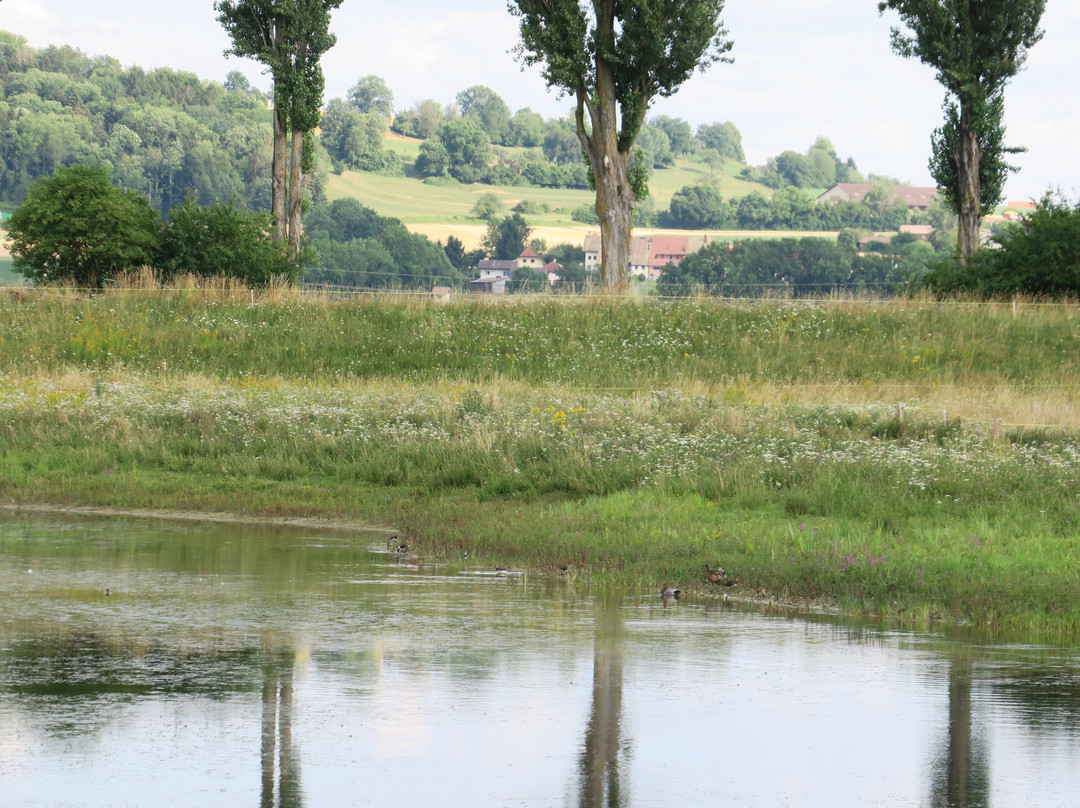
<box><xmin>576</xmin><ymin>595</ymin><xmax>627</xmax><ymax>808</ymax></box>
<box><xmin>261</xmin><ymin>648</ymin><xmax>302</xmax><ymax>808</ymax></box>
<box><xmin>929</xmin><ymin>653</ymin><xmax>989</xmax><ymax>808</ymax></box>
<box><xmin>3</xmin><ymin>513</ymin><xmax>1080</xmax><ymax>806</ymax></box>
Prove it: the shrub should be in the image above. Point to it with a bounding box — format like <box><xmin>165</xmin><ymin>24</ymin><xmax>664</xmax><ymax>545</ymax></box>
<box><xmin>922</xmin><ymin>191</ymin><xmax>1080</xmax><ymax>297</ymax></box>
<box><xmin>157</xmin><ymin>197</ymin><xmax>301</xmax><ymax>285</ymax></box>
<box><xmin>8</xmin><ymin>164</ymin><xmax>160</xmax><ymax>288</ymax></box>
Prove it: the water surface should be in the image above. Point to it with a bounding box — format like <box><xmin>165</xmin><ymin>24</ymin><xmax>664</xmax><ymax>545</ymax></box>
<box><xmin>1</xmin><ymin>513</ymin><xmax>1078</xmax><ymax>807</ymax></box>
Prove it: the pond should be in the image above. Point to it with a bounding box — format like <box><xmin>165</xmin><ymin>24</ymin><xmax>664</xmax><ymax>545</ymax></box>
<box><xmin>1</xmin><ymin>512</ymin><xmax>1078</xmax><ymax>807</ymax></box>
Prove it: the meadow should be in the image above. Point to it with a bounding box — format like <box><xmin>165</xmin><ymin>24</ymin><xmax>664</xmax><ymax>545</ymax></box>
<box><xmin>325</xmin><ymin>135</ymin><xmax>770</xmax><ymax>241</ymax></box>
<box><xmin>2</xmin><ymin>284</ymin><xmax>1078</xmax><ymax>634</ymax></box>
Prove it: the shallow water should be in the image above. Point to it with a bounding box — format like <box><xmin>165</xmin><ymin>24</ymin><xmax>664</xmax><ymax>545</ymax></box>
<box><xmin>1</xmin><ymin>513</ymin><xmax>1078</xmax><ymax>807</ymax></box>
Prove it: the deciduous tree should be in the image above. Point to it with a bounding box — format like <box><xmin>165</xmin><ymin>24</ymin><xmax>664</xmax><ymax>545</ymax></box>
<box><xmin>8</xmin><ymin>164</ymin><xmax>159</xmax><ymax>288</ymax></box>
<box><xmin>510</xmin><ymin>0</ymin><xmax>732</xmax><ymax>293</ymax></box>
<box><xmin>347</xmin><ymin>75</ymin><xmax>394</xmax><ymax>117</ymax></box>
<box><xmin>215</xmin><ymin>0</ymin><xmax>341</xmax><ymax>258</ymax></box>
<box><xmin>879</xmin><ymin>0</ymin><xmax>1045</xmax><ymax>260</ymax></box>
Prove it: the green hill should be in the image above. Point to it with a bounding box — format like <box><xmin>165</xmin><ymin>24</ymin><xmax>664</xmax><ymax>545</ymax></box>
<box><xmin>325</xmin><ymin>134</ymin><xmax>773</xmax><ymax>229</ymax></box>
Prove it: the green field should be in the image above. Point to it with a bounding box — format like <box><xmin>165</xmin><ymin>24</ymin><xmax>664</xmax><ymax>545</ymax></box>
<box><xmin>2</xmin><ymin>287</ymin><xmax>1079</xmax><ymax>635</ymax></box>
<box><xmin>326</xmin><ymin>134</ymin><xmax>771</xmax><ymax>228</ymax></box>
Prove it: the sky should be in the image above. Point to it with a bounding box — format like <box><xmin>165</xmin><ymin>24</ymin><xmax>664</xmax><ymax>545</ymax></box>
<box><xmin>3</xmin><ymin>0</ymin><xmax>1078</xmax><ymax>203</ymax></box>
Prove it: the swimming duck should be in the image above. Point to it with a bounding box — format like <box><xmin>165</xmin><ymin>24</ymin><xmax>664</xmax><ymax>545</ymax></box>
<box><xmin>661</xmin><ymin>584</ymin><xmax>681</xmax><ymax>598</ymax></box>
<box><xmin>704</xmin><ymin>564</ymin><xmax>725</xmax><ymax>584</ymax></box>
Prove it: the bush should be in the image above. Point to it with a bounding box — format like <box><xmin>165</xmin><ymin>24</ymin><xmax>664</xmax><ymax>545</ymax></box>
<box><xmin>921</xmin><ymin>191</ymin><xmax>1080</xmax><ymax>297</ymax></box>
<box><xmin>8</xmin><ymin>164</ymin><xmax>160</xmax><ymax>288</ymax></box>
<box><xmin>512</xmin><ymin>199</ymin><xmax>550</xmax><ymax>215</ymax></box>
<box><xmin>571</xmin><ymin>204</ymin><xmax>598</xmax><ymax>224</ymax></box>
<box><xmin>471</xmin><ymin>192</ymin><xmax>504</xmax><ymax>220</ymax></box>
<box><xmin>157</xmin><ymin>196</ymin><xmax>302</xmax><ymax>285</ymax></box>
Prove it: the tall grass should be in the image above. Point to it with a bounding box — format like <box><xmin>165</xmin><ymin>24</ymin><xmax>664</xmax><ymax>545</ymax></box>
<box><xmin>3</xmin><ymin>287</ymin><xmax>1078</xmax><ymax>423</ymax></box>
<box><xmin>2</xmin><ymin>288</ymin><xmax>1079</xmax><ymax>633</ymax></box>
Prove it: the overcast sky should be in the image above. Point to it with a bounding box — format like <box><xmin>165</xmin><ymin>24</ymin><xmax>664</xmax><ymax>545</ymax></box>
<box><xmin>4</xmin><ymin>0</ymin><xmax>1078</xmax><ymax>202</ymax></box>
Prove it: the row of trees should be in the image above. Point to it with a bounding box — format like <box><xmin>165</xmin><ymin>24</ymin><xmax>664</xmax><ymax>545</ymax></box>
<box><xmin>740</xmin><ymin>137</ymin><xmax>864</xmax><ymax>190</ymax></box>
<box><xmin>661</xmin><ymin>183</ymin><xmax>950</xmax><ymax>237</ymax></box>
<box><xmin>303</xmin><ymin>197</ymin><xmax>464</xmax><ymax>289</ymax></box>
<box><xmin>656</xmin><ymin>236</ymin><xmax>929</xmax><ymax>297</ymax></box>
<box><xmin>7</xmin><ymin>165</ymin><xmax>301</xmax><ymax>287</ymax></box>
<box><xmin>326</xmin><ymin>74</ymin><xmax>749</xmax><ymax>191</ymax></box>
<box><xmin>506</xmin><ymin>0</ymin><xmax>1045</xmax><ymax>289</ymax></box>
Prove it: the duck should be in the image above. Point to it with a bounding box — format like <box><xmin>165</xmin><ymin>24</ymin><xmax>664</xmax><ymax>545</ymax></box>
<box><xmin>704</xmin><ymin>564</ymin><xmax>725</xmax><ymax>584</ymax></box>
<box><xmin>495</xmin><ymin>564</ymin><xmax>509</xmax><ymax>572</ymax></box>
<box><xmin>661</xmin><ymin>584</ymin><xmax>681</xmax><ymax>598</ymax></box>
<box><xmin>721</xmin><ymin>575</ymin><xmax>739</xmax><ymax>587</ymax></box>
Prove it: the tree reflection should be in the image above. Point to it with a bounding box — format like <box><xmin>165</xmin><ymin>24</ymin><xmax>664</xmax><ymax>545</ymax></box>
<box><xmin>576</xmin><ymin>595</ymin><xmax>628</xmax><ymax>808</ymax></box>
<box><xmin>929</xmin><ymin>652</ymin><xmax>989</xmax><ymax>808</ymax></box>
<box><xmin>261</xmin><ymin>647</ymin><xmax>302</xmax><ymax>808</ymax></box>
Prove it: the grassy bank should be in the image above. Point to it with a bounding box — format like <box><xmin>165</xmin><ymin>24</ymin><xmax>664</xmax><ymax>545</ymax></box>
<box><xmin>1</xmin><ymin>287</ymin><xmax>1079</xmax><ymax>634</ymax></box>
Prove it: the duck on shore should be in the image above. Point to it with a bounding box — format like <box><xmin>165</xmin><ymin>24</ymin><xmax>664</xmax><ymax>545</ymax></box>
<box><xmin>705</xmin><ymin>564</ymin><xmax>725</xmax><ymax>584</ymax></box>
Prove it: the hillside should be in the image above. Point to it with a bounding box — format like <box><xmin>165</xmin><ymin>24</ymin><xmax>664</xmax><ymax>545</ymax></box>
<box><xmin>326</xmin><ymin>133</ymin><xmax>783</xmax><ymax>248</ymax></box>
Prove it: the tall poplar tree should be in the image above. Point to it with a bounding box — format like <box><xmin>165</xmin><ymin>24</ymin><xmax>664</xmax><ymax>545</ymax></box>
<box><xmin>510</xmin><ymin>0</ymin><xmax>732</xmax><ymax>293</ymax></box>
<box><xmin>215</xmin><ymin>0</ymin><xmax>340</xmax><ymax>258</ymax></box>
<box><xmin>879</xmin><ymin>0</ymin><xmax>1045</xmax><ymax>261</ymax></box>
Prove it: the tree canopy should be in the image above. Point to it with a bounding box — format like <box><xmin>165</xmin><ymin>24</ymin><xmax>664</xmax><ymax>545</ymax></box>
<box><xmin>8</xmin><ymin>164</ymin><xmax>160</xmax><ymax>287</ymax></box>
<box><xmin>879</xmin><ymin>0</ymin><xmax>1045</xmax><ymax>259</ymax></box>
<box><xmin>510</xmin><ymin>0</ymin><xmax>732</xmax><ymax>293</ymax></box>
<box><xmin>347</xmin><ymin>75</ymin><xmax>393</xmax><ymax>117</ymax></box>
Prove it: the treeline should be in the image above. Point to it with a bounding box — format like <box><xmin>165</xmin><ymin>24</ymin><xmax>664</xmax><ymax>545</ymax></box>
<box><xmin>321</xmin><ymin>74</ymin><xmax>746</xmax><ymax>189</ymax></box>
<box><xmin>657</xmin><ymin>235</ymin><xmax>933</xmax><ymax>297</ymax></box>
<box><xmin>659</xmin><ymin>183</ymin><xmax>951</xmax><ymax>238</ymax></box>
<box><xmin>304</xmin><ymin>197</ymin><xmax>466</xmax><ymax>289</ymax></box>
<box><xmin>0</xmin><ymin>31</ymin><xmax>281</xmax><ymax>214</ymax></box>
<box><xmin>739</xmin><ymin>137</ymin><xmax>868</xmax><ymax>190</ymax></box>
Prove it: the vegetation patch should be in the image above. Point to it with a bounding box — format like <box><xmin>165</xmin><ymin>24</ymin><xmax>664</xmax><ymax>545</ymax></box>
<box><xmin>2</xmin><ymin>290</ymin><xmax>1080</xmax><ymax>635</ymax></box>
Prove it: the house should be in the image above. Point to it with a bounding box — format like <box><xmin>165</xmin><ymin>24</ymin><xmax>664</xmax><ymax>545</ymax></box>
<box><xmin>1003</xmin><ymin>200</ymin><xmax>1037</xmax><ymax>221</ymax></box>
<box><xmin>583</xmin><ymin>233</ymin><xmax>602</xmax><ymax>270</ymax></box>
<box><xmin>431</xmin><ymin>286</ymin><xmax>453</xmax><ymax>302</ymax></box>
<box><xmin>517</xmin><ymin>246</ymin><xmax>543</xmax><ymax>269</ymax></box>
<box><xmin>477</xmin><ymin>259</ymin><xmax>517</xmax><ymax>280</ymax></box>
<box><xmin>543</xmin><ymin>260</ymin><xmax>562</xmax><ymax>283</ymax></box>
<box><xmin>583</xmin><ymin>232</ymin><xmax>713</xmax><ymax>277</ymax></box>
<box><xmin>816</xmin><ymin>183</ymin><xmax>939</xmax><ymax>210</ymax></box>
<box><xmin>629</xmin><ymin>237</ymin><xmax>652</xmax><ymax>277</ymax></box>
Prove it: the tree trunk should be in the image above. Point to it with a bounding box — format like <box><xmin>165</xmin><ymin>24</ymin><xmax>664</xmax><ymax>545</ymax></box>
<box><xmin>272</xmin><ymin>105</ymin><xmax>288</xmax><ymax>243</ymax></box>
<box><xmin>575</xmin><ymin>13</ymin><xmax>635</xmax><ymax>296</ymax></box>
<box><xmin>956</xmin><ymin>104</ymin><xmax>982</xmax><ymax>261</ymax></box>
<box><xmin>595</xmin><ymin>164</ymin><xmax>633</xmax><ymax>295</ymax></box>
<box><xmin>288</xmin><ymin>128</ymin><xmax>304</xmax><ymax>259</ymax></box>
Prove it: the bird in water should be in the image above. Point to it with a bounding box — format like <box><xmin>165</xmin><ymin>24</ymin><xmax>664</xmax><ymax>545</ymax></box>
<box><xmin>704</xmin><ymin>564</ymin><xmax>725</xmax><ymax>584</ymax></box>
<box><xmin>661</xmin><ymin>584</ymin><xmax>681</xmax><ymax>598</ymax></box>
